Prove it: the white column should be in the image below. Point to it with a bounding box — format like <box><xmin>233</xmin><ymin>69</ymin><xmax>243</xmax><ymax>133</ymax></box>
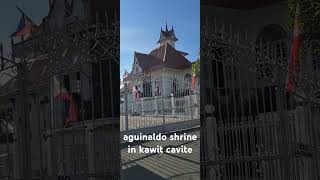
<box><xmin>171</xmin><ymin>93</ymin><xmax>175</xmax><ymax>116</ymax></box>
<box><xmin>154</xmin><ymin>96</ymin><xmax>158</xmax><ymax>115</ymax></box>
<box><xmin>86</xmin><ymin>125</ymin><xmax>96</xmax><ymax>180</ymax></box>
<box><xmin>124</xmin><ymin>83</ymin><xmax>129</xmax><ymax>131</ymax></box>
<box><xmin>194</xmin><ymin>93</ymin><xmax>199</xmax><ymax>119</ymax></box>
<box><xmin>48</xmin><ymin>77</ymin><xmax>54</xmax><ymax>176</ymax></box>
<box><xmin>12</xmin><ymin>132</ymin><xmax>21</xmax><ymax>179</ymax></box>
<box><xmin>141</xmin><ymin>98</ymin><xmax>144</xmax><ymax>116</ymax></box>
<box><xmin>186</xmin><ymin>96</ymin><xmax>191</xmax><ymax>115</ymax></box>
<box><xmin>132</xmin><ymin>99</ymin><xmax>135</xmax><ymax>114</ymax></box>
<box><xmin>45</xmin><ymin>129</ymin><xmax>53</xmax><ymax>176</ymax></box>
<box><xmin>11</xmin><ymin>101</ymin><xmax>21</xmax><ymax>179</ymax></box>
<box><xmin>205</xmin><ymin>105</ymin><xmax>220</xmax><ymax>180</ymax></box>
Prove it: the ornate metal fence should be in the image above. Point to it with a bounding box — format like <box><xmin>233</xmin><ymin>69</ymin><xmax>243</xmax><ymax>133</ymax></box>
<box><xmin>201</xmin><ymin>23</ymin><xmax>320</xmax><ymax>180</ymax></box>
<box><xmin>120</xmin><ymin>69</ymin><xmax>200</xmax><ymax>136</ymax></box>
<box><xmin>0</xmin><ymin>13</ymin><xmax>120</xmax><ymax>180</ymax></box>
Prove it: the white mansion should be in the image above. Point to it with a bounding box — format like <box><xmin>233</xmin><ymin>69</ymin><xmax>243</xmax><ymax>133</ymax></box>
<box><xmin>124</xmin><ymin>24</ymin><xmax>195</xmax><ymax>98</ymax></box>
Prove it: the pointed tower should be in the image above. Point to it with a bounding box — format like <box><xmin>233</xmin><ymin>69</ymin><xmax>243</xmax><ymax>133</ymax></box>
<box><xmin>157</xmin><ymin>22</ymin><xmax>178</xmax><ymax>48</ymax></box>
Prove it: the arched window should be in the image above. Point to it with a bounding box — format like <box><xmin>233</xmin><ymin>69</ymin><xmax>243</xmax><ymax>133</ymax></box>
<box><xmin>184</xmin><ymin>73</ymin><xmax>192</xmax><ymax>88</ymax></box>
<box><xmin>154</xmin><ymin>79</ymin><xmax>161</xmax><ymax>96</ymax></box>
<box><xmin>256</xmin><ymin>24</ymin><xmax>287</xmax><ymax>79</ymax></box>
<box><xmin>142</xmin><ymin>77</ymin><xmax>152</xmax><ymax>97</ymax></box>
<box><xmin>255</xmin><ymin>24</ymin><xmax>286</xmax><ymax>112</ymax></box>
<box><xmin>172</xmin><ymin>79</ymin><xmax>177</xmax><ymax>94</ymax></box>
<box><xmin>184</xmin><ymin>73</ymin><xmax>192</xmax><ymax>82</ymax></box>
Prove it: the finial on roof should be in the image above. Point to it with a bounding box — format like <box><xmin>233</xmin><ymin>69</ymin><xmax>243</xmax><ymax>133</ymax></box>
<box><xmin>165</xmin><ymin>21</ymin><xmax>168</xmax><ymax>31</ymax></box>
<box><xmin>157</xmin><ymin>22</ymin><xmax>178</xmax><ymax>45</ymax></box>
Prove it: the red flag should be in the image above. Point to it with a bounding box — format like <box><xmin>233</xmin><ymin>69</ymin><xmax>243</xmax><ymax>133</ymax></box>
<box><xmin>10</xmin><ymin>7</ymin><xmax>38</xmax><ymax>37</ymax></box>
<box><xmin>191</xmin><ymin>73</ymin><xmax>197</xmax><ymax>90</ymax></box>
<box><xmin>285</xmin><ymin>3</ymin><xmax>303</xmax><ymax>93</ymax></box>
<box><xmin>53</xmin><ymin>77</ymin><xmax>79</xmax><ymax>125</ymax></box>
<box><xmin>65</xmin><ymin>95</ymin><xmax>79</xmax><ymax>124</ymax></box>
<box><xmin>123</xmin><ymin>70</ymin><xmax>129</xmax><ymax>79</ymax></box>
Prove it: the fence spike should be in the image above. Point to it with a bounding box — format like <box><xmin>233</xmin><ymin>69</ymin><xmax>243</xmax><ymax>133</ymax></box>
<box><xmin>105</xmin><ymin>11</ymin><xmax>109</xmax><ymax>26</ymax></box>
<box><xmin>96</xmin><ymin>12</ymin><xmax>99</xmax><ymax>25</ymax></box>
<box><xmin>114</xmin><ymin>8</ymin><xmax>118</xmax><ymax>24</ymax></box>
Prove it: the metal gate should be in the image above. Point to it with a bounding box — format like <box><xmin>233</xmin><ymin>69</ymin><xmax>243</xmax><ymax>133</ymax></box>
<box><xmin>201</xmin><ymin>23</ymin><xmax>320</xmax><ymax>180</ymax></box>
<box><xmin>120</xmin><ymin>68</ymin><xmax>201</xmax><ymax>179</ymax></box>
<box><xmin>120</xmin><ymin>68</ymin><xmax>200</xmax><ymax>136</ymax></box>
<box><xmin>0</xmin><ymin>11</ymin><xmax>120</xmax><ymax>180</ymax></box>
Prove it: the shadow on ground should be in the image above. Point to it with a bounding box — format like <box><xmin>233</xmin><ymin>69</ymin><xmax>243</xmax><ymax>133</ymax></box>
<box><xmin>121</xmin><ymin>165</ymin><xmax>166</xmax><ymax>180</ymax></box>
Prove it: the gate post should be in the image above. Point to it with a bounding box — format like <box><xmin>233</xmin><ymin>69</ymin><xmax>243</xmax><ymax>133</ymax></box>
<box><xmin>194</xmin><ymin>92</ymin><xmax>200</xmax><ymax>119</ymax></box>
<box><xmin>276</xmin><ymin>74</ymin><xmax>290</xmax><ymax>180</ymax></box>
<box><xmin>10</xmin><ymin>99</ymin><xmax>21</xmax><ymax>179</ymax></box>
<box><xmin>47</xmin><ymin>76</ymin><xmax>55</xmax><ymax>177</ymax></box>
<box><xmin>154</xmin><ymin>96</ymin><xmax>158</xmax><ymax>115</ymax></box>
<box><xmin>17</xmin><ymin>61</ymin><xmax>32</xmax><ymax>180</ymax></box>
<box><xmin>204</xmin><ymin>105</ymin><xmax>220</xmax><ymax>179</ymax></box>
<box><xmin>132</xmin><ymin>98</ymin><xmax>135</xmax><ymax>115</ymax></box>
<box><xmin>124</xmin><ymin>82</ymin><xmax>129</xmax><ymax>131</ymax></box>
<box><xmin>141</xmin><ymin>97</ymin><xmax>145</xmax><ymax>116</ymax></box>
<box><xmin>304</xmin><ymin>44</ymin><xmax>318</xmax><ymax>179</ymax></box>
<box><xmin>189</xmin><ymin>88</ymin><xmax>194</xmax><ymax>121</ymax></box>
<box><xmin>161</xmin><ymin>69</ymin><xmax>165</xmax><ymax>132</ymax></box>
<box><xmin>12</xmin><ymin>129</ymin><xmax>21</xmax><ymax>179</ymax></box>
<box><xmin>171</xmin><ymin>93</ymin><xmax>175</xmax><ymax>116</ymax></box>
<box><xmin>45</xmin><ymin>129</ymin><xmax>53</xmax><ymax>176</ymax></box>
<box><xmin>86</xmin><ymin>125</ymin><xmax>96</xmax><ymax>180</ymax></box>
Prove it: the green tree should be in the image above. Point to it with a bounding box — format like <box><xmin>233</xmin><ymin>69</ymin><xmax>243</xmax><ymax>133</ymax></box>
<box><xmin>288</xmin><ymin>0</ymin><xmax>320</xmax><ymax>36</ymax></box>
<box><xmin>289</xmin><ymin>0</ymin><xmax>320</xmax><ymax>56</ymax></box>
<box><xmin>192</xmin><ymin>57</ymin><xmax>200</xmax><ymax>77</ymax></box>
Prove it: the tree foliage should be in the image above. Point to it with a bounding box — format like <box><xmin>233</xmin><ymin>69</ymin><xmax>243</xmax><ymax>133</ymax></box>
<box><xmin>289</xmin><ymin>0</ymin><xmax>320</xmax><ymax>56</ymax></box>
<box><xmin>192</xmin><ymin>57</ymin><xmax>200</xmax><ymax>77</ymax></box>
<box><xmin>288</xmin><ymin>0</ymin><xmax>320</xmax><ymax>35</ymax></box>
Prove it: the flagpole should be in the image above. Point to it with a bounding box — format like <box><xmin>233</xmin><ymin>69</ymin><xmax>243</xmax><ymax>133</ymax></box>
<box><xmin>47</xmin><ymin>76</ymin><xmax>54</xmax><ymax>176</ymax></box>
<box><xmin>0</xmin><ymin>43</ymin><xmax>4</xmax><ymax>70</ymax></box>
<box><xmin>15</xmin><ymin>6</ymin><xmax>37</xmax><ymax>25</ymax></box>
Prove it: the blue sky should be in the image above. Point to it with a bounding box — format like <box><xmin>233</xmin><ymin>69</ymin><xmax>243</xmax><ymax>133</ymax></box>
<box><xmin>0</xmin><ymin>1</ymin><xmax>48</xmax><ymax>56</ymax></box>
<box><xmin>1</xmin><ymin>0</ymin><xmax>200</xmax><ymax>78</ymax></box>
<box><xmin>120</xmin><ymin>0</ymin><xmax>200</xmax><ymax>77</ymax></box>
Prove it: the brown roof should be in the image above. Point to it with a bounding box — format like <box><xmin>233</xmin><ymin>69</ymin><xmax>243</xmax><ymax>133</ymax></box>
<box><xmin>177</xmin><ymin>50</ymin><xmax>188</xmax><ymax>56</ymax></box>
<box><xmin>134</xmin><ymin>43</ymin><xmax>192</xmax><ymax>72</ymax></box>
<box><xmin>135</xmin><ymin>52</ymin><xmax>162</xmax><ymax>70</ymax></box>
<box><xmin>149</xmin><ymin>45</ymin><xmax>166</xmax><ymax>60</ymax></box>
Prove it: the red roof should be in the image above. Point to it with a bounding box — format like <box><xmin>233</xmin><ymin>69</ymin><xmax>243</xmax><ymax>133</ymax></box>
<box><xmin>134</xmin><ymin>43</ymin><xmax>192</xmax><ymax>72</ymax></box>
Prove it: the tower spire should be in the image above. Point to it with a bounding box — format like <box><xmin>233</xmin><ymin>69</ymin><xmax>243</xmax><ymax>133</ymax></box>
<box><xmin>165</xmin><ymin>21</ymin><xmax>168</xmax><ymax>31</ymax></box>
<box><xmin>157</xmin><ymin>22</ymin><xmax>178</xmax><ymax>48</ymax></box>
